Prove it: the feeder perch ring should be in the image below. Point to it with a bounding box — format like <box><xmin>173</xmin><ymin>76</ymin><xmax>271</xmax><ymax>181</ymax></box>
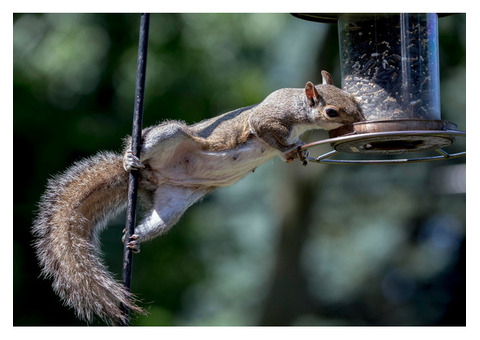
<box><xmin>301</xmin><ymin>129</ymin><xmax>466</xmax><ymax>165</ymax></box>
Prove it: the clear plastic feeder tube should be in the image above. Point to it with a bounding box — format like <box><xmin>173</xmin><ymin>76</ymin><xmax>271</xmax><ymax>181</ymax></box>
<box><xmin>338</xmin><ymin>14</ymin><xmax>441</xmax><ymax>121</ymax></box>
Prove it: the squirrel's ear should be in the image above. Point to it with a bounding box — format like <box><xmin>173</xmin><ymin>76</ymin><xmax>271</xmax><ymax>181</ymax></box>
<box><xmin>305</xmin><ymin>81</ymin><xmax>321</xmax><ymax>107</ymax></box>
<box><xmin>321</xmin><ymin>70</ymin><xmax>334</xmax><ymax>85</ymax></box>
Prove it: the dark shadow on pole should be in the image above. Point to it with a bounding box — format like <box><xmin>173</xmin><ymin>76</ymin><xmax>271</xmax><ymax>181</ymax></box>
<box><xmin>121</xmin><ymin>13</ymin><xmax>150</xmax><ymax>326</ymax></box>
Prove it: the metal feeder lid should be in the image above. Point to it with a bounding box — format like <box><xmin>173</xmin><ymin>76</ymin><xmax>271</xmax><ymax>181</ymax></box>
<box><xmin>291</xmin><ymin>13</ymin><xmax>454</xmax><ymax>23</ymax></box>
<box><xmin>291</xmin><ymin>13</ymin><xmax>341</xmax><ymax>23</ymax></box>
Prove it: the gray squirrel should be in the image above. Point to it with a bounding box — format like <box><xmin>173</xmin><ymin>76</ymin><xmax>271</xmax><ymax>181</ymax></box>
<box><xmin>32</xmin><ymin>70</ymin><xmax>364</xmax><ymax>325</ymax></box>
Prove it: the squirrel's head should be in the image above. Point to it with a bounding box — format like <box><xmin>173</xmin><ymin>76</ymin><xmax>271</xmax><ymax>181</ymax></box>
<box><xmin>305</xmin><ymin>70</ymin><xmax>364</xmax><ymax>130</ymax></box>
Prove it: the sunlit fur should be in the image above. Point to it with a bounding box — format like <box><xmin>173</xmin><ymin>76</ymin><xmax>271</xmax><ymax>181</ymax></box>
<box><xmin>32</xmin><ymin>74</ymin><xmax>363</xmax><ymax>324</ymax></box>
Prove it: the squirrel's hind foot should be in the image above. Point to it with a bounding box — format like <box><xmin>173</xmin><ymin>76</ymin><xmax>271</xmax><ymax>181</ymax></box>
<box><xmin>122</xmin><ymin>231</ymin><xmax>141</xmax><ymax>253</ymax></box>
<box><xmin>123</xmin><ymin>151</ymin><xmax>144</xmax><ymax>172</ymax></box>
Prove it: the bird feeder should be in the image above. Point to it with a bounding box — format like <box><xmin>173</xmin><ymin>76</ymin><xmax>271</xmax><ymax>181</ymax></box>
<box><xmin>293</xmin><ymin>13</ymin><xmax>465</xmax><ymax>164</ymax></box>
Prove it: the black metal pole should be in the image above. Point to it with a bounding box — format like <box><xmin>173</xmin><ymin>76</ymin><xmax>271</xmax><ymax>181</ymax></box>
<box><xmin>121</xmin><ymin>13</ymin><xmax>150</xmax><ymax>325</ymax></box>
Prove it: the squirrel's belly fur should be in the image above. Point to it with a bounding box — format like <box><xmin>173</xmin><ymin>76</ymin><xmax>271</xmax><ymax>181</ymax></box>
<box><xmin>32</xmin><ymin>152</ymin><xmax>144</xmax><ymax>325</ymax></box>
<box><xmin>148</xmin><ymin>137</ymin><xmax>280</xmax><ymax>187</ymax></box>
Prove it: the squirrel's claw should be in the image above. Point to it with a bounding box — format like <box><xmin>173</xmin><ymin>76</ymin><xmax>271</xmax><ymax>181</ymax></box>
<box><xmin>127</xmin><ymin>238</ymin><xmax>141</xmax><ymax>253</ymax></box>
<box><xmin>122</xmin><ymin>232</ymin><xmax>141</xmax><ymax>253</ymax></box>
<box><xmin>123</xmin><ymin>150</ymin><xmax>144</xmax><ymax>172</ymax></box>
<box><xmin>284</xmin><ymin>145</ymin><xmax>309</xmax><ymax>166</ymax></box>
<box><xmin>297</xmin><ymin>146</ymin><xmax>309</xmax><ymax>166</ymax></box>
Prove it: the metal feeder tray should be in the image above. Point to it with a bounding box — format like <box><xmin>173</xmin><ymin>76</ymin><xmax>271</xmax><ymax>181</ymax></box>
<box><xmin>301</xmin><ymin>120</ymin><xmax>465</xmax><ymax>165</ymax></box>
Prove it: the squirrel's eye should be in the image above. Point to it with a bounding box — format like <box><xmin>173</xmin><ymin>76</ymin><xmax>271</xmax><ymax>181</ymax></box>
<box><xmin>325</xmin><ymin>107</ymin><xmax>339</xmax><ymax>118</ymax></box>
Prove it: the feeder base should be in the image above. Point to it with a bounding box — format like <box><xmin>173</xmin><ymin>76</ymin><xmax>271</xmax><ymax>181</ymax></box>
<box><xmin>329</xmin><ymin>120</ymin><xmax>456</xmax><ymax>154</ymax></box>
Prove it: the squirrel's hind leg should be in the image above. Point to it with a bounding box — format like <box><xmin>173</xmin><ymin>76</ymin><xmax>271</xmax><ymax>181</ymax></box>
<box><xmin>124</xmin><ymin>185</ymin><xmax>210</xmax><ymax>252</ymax></box>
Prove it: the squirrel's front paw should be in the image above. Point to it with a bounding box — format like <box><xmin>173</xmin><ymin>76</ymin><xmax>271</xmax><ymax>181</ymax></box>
<box><xmin>298</xmin><ymin>148</ymin><xmax>310</xmax><ymax>166</ymax></box>
<box><xmin>123</xmin><ymin>150</ymin><xmax>144</xmax><ymax>172</ymax></box>
<box><xmin>122</xmin><ymin>231</ymin><xmax>141</xmax><ymax>253</ymax></box>
<box><xmin>284</xmin><ymin>145</ymin><xmax>309</xmax><ymax>166</ymax></box>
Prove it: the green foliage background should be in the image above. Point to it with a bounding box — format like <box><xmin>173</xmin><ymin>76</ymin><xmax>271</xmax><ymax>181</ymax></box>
<box><xmin>13</xmin><ymin>13</ymin><xmax>466</xmax><ymax>326</ymax></box>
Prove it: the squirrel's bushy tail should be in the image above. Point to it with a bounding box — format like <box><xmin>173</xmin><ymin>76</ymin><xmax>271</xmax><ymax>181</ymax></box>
<box><xmin>32</xmin><ymin>152</ymin><xmax>144</xmax><ymax>325</ymax></box>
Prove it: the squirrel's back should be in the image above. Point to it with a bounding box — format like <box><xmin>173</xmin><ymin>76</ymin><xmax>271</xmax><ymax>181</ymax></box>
<box><xmin>32</xmin><ymin>151</ymin><xmax>143</xmax><ymax>324</ymax></box>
